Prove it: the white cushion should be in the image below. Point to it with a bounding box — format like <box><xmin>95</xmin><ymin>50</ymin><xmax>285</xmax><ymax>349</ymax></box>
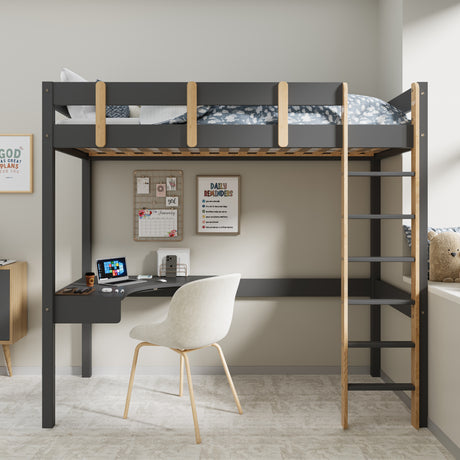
<box><xmin>60</xmin><ymin>68</ymin><xmax>95</xmax><ymax>120</ymax></box>
<box><xmin>129</xmin><ymin>105</ymin><xmax>141</xmax><ymax>118</ymax></box>
<box><xmin>140</xmin><ymin>105</ymin><xmax>188</xmax><ymax>125</ymax></box>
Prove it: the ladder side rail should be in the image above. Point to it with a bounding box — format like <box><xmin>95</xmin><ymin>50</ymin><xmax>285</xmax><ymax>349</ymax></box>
<box><xmin>341</xmin><ymin>82</ymin><xmax>349</xmax><ymax>429</ymax></box>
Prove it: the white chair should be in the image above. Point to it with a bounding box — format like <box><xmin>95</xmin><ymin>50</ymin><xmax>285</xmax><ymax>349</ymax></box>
<box><xmin>123</xmin><ymin>273</ymin><xmax>242</xmax><ymax>444</ymax></box>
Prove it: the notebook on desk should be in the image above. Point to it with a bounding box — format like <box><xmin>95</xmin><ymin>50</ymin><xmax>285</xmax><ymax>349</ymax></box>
<box><xmin>96</xmin><ymin>257</ymin><xmax>146</xmax><ymax>287</ymax></box>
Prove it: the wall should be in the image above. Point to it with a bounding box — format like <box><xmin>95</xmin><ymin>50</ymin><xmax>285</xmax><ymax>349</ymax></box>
<box><xmin>0</xmin><ymin>0</ymin><xmax>381</xmax><ymax>373</ymax></box>
<box><xmin>377</xmin><ymin>0</ymin><xmax>403</xmax><ymax>101</ymax></box>
<box><xmin>379</xmin><ymin>0</ymin><xmax>460</xmax><ymax>450</ymax></box>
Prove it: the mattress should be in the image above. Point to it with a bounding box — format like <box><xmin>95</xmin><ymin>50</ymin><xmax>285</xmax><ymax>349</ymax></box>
<box><xmin>58</xmin><ymin>94</ymin><xmax>409</xmax><ymax>126</ymax></box>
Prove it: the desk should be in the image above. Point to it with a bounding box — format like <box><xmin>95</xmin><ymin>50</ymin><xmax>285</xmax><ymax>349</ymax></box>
<box><xmin>54</xmin><ymin>276</ymin><xmax>211</xmax><ymax>378</ymax></box>
<box><xmin>52</xmin><ymin>276</ymin><xmax>378</xmax><ymax>377</ymax></box>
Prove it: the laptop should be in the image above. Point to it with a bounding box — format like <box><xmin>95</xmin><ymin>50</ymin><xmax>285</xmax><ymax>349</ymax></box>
<box><xmin>96</xmin><ymin>257</ymin><xmax>146</xmax><ymax>286</ymax></box>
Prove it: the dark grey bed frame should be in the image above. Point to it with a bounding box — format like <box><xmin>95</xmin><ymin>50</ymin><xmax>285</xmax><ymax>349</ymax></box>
<box><xmin>42</xmin><ymin>81</ymin><xmax>428</xmax><ymax>430</ymax></box>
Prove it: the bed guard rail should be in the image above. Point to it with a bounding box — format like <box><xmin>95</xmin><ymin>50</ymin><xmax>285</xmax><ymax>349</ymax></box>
<box><xmin>51</xmin><ymin>81</ymin><xmax>345</xmax><ymax>149</ymax></box>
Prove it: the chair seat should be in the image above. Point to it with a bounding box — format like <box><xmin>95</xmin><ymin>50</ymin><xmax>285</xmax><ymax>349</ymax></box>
<box><xmin>129</xmin><ymin>321</ymin><xmax>221</xmax><ymax>350</ymax></box>
<box><xmin>130</xmin><ymin>322</ymin><xmax>181</xmax><ymax>349</ymax></box>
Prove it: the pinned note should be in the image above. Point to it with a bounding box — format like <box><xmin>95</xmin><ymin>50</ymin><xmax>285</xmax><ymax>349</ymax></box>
<box><xmin>136</xmin><ymin>177</ymin><xmax>149</xmax><ymax>194</ymax></box>
<box><xmin>166</xmin><ymin>196</ymin><xmax>179</xmax><ymax>207</ymax></box>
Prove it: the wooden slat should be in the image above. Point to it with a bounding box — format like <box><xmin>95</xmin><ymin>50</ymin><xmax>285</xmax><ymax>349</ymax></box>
<box><xmin>95</xmin><ymin>81</ymin><xmax>106</xmax><ymax>148</ymax></box>
<box><xmin>341</xmin><ymin>82</ymin><xmax>349</xmax><ymax>430</ymax></box>
<box><xmin>411</xmin><ymin>82</ymin><xmax>420</xmax><ymax>430</ymax></box>
<box><xmin>187</xmin><ymin>82</ymin><xmax>197</xmax><ymax>148</ymax></box>
<box><xmin>278</xmin><ymin>82</ymin><xmax>288</xmax><ymax>147</ymax></box>
<box><xmin>81</xmin><ymin>147</ymin><xmax>385</xmax><ymax>158</ymax></box>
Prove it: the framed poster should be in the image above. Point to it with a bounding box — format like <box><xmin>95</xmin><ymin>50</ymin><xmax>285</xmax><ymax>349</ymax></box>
<box><xmin>0</xmin><ymin>135</ymin><xmax>33</xmax><ymax>193</ymax></box>
<box><xmin>197</xmin><ymin>175</ymin><xmax>240</xmax><ymax>235</ymax></box>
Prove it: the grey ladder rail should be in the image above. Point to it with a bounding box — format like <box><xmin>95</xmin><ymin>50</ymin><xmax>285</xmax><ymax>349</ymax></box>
<box><xmin>349</xmin><ymin>214</ymin><xmax>414</xmax><ymax>219</ymax></box>
<box><xmin>341</xmin><ymin>82</ymin><xmax>421</xmax><ymax>430</ymax></box>
<box><xmin>348</xmin><ymin>256</ymin><xmax>414</xmax><ymax>262</ymax></box>
<box><xmin>348</xmin><ymin>341</ymin><xmax>415</xmax><ymax>348</ymax></box>
<box><xmin>348</xmin><ymin>171</ymin><xmax>415</xmax><ymax>177</ymax></box>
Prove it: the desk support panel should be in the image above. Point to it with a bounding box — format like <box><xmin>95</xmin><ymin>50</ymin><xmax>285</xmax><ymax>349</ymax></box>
<box><xmin>82</xmin><ymin>324</ymin><xmax>92</xmax><ymax>378</ymax></box>
<box><xmin>54</xmin><ymin>295</ymin><xmax>121</xmax><ymax>324</ymax></box>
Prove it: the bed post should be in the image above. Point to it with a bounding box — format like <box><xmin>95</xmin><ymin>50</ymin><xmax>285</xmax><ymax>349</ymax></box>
<box><xmin>370</xmin><ymin>158</ymin><xmax>381</xmax><ymax>377</ymax></box>
<box><xmin>418</xmin><ymin>82</ymin><xmax>428</xmax><ymax>428</ymax></box>
<box><xmin>411</xmin><ymin>82</ymin><xmax>421</xmax><ymax>429</ymax></box>
<box><xmin>42</xmin><ymin>82</ymin><xmax>56</xmax><ymax>428</ymax></box>
<box><xmin>341</xmin><ymin>82</ymin><xmax>349</xmax><ymax>429</ymax></box>
<box><xmin>82</xmin><ymin>157</ymin><xmax>92</xmax><ymax>377</ymax></box>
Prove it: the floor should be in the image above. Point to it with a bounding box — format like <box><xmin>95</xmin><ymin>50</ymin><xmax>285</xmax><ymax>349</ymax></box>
<box><xmin>0</xmin><ymin>374</ymin><xmax>453</xmax><ymax>459</ymax></box>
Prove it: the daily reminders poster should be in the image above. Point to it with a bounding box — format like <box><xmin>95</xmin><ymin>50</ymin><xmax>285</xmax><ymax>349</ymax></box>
<box><xmin>197</xmin><ymin>176</ymin><xmax>240</xmax><ymax>235</ymax></box>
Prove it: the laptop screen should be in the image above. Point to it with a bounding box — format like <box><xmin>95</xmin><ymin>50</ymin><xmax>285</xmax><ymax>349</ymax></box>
<box><xmin>96</xmin><ymin>257</ymin><xmax>128</xmax><ymax>282</ymax></box>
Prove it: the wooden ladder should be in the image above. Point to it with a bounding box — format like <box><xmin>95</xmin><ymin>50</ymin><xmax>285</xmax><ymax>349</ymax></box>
<box><xmin>341</xmin><ymin>82</ymin><xmax>421</xmax><ymax>429</ymax></box>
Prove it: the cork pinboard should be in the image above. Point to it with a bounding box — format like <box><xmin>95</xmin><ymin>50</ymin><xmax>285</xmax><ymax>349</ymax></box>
<box><xmin>133</xmin><ymin>170</ymin><xmax>183</xmax><ymax>241</ymax></box>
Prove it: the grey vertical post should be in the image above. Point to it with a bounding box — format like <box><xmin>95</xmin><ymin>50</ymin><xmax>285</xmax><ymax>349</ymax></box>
<box><xmin>82</xmin><ymin>158</ymin><xmax>92</xmax><ymax>377</ymax></box>
<box><xmin>418</xmin><ymin>82</ymin><xmax>428</xmax><ymax>427</ymax></box>
<box><xmin>370</xmin><ymin>158</ymin><xmax>381</xmax><ymax>377</ymax></box>
<box><xmin>42</xmin><ymin>82</ymin><xmax>56</xmax><ymax>428</ymax></box>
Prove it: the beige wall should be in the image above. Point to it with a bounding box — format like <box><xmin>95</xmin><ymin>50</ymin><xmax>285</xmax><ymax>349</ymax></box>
<box><xmin>0</xmin><ymin>0</ymin><xmax>381</xmax><ymax>371</ymax></box>
<box><xmin>379</xmin><ymin>0</ymin><xmax>460</xmax><ymax>449</ymax></box>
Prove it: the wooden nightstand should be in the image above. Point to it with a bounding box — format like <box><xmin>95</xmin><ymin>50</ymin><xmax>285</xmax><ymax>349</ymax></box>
<box><xmin>0</xmin><ymin>262</ymin><xmax>27</xmax><ymax>376</ymax></box>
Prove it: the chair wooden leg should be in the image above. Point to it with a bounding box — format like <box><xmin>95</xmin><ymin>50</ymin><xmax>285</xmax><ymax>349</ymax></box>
<box><xmin>211</xmin><ymin>343</ymin><xmax>243</xmax><ymax>414</ymax></box>
<box><xmin>179</xmin><ymin>354</ymin><xmax>184</xmax><ymax>397</ymax></box>
<box><xmin>2</xmin><ymin>345</ymin><xmax>12</xmax><ymax>377</ymax></box>
<box><xmin>182</xmin><ymin>352</ymin><xmax>201</xmax><ymax>444</ymax></box>
<box><xmin>123</xmin><ymin>342</ymin><xmax>153</xmax><ymax>419</ymax></box>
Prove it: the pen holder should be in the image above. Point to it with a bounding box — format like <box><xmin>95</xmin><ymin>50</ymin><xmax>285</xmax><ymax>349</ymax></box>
<box><xmin>85</xmin><ymin>272</ymin><xmax>95</xmax><ymax>287</ymax></box>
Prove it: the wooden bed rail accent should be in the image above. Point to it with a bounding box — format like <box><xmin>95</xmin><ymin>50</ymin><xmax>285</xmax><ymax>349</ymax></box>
<box><xmin>341</xmin><ymin>82</ymin><xmax>349</xmax><ymax>430</ymax></box>
<box><xmin>278</xmin><ymin>82</ymin><xmax>288</xmax><ymax>147</ymax></box>
<box><xmin>187</xmin><ymin>82</ymin><xmax>197</xmax><ymax>148</ymax></box>
<box><xmin>95</xmin><ymin>81</ymin><xmax>106</xmax><ymax>148</ymax></box>
<box><xmin>410</xmin><ymin>82</ymin><xmax>420</xmax><ymax>429</ymax></box>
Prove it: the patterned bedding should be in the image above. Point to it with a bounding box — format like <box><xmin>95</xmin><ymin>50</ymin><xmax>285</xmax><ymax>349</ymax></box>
<box><xmin>143</xmin><ymin>94</ymin><xmax>409</xmax><ymax>126</ymax></box>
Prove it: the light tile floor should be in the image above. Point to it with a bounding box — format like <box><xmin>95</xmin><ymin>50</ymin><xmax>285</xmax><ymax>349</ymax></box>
<box><xmin>0</xmin><ymin>374</ymin><xmax>453</xmax><ymax>459</ymax></box>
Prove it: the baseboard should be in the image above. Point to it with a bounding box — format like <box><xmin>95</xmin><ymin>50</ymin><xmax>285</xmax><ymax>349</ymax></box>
<box><xmin>0</xmin><ymin>364</ymin><xmax>369</xmax><ymax>376</ymax></box>
<box><xmin>381</xmin><ymin>371</ymin><xmax>460</xmax><ymax>458</ymax></box>
<box><xmin>428</xmin><ymin>419</ymin><xmax>460</xmax><ymax>460</ymax></box>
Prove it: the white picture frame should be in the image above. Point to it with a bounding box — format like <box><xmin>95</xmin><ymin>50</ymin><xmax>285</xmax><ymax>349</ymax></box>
<box><xmin>0</xmin><ymin>135</ymin><xmax>33</xmax><ymax>193</ymax></box>
<box><xmin>197</xmin><ymin>175</ymin><xmax>240</xmax><ymax>235</ymax></box>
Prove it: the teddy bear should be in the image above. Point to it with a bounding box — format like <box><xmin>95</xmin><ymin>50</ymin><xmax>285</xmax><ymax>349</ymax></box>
<box><xmin>428</xmin><ymin>231</ymin><xmax>460</xmax><ymax>282</ymax></box>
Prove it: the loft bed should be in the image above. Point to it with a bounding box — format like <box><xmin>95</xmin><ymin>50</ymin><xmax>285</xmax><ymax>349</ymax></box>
<box><xmin>42</xmin><ymin>81</ymin><xmax>428</xmax><ymax>432</ymax></box>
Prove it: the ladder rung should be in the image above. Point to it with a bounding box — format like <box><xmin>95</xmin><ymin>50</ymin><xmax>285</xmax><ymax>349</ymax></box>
<box><xmin>348</xmin><ymin>298</ymin><xmax>414</xmax><ymax>306</ymax></box>
<box><xmin>348</xmin><ymin>341</ymin><xmax>415</xmax><ymax>348</ymax></box>
<box><xmin>348</xmin><ymin>257</ymin><xmax>414</xmax><ymax>262</ymax></box>
<box><xmin>348</xmin><ymin>383</ymin><xmax>415</xmax><ymax>391</ymax></box>
<box><xmin>349</xmin><ymin>214</ymin><xmax>415</xmax><ymax>219</ymax></box>
<box><xmin>348</xmin><ymin>171</ymin><xmax>415</xmax><ymax>177</ymax></box>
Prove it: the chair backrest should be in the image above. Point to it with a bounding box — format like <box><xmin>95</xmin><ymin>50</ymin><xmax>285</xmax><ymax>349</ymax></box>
<box><xmin>164</xmin><ymin>274</ymin><xmax>241</xmax><ymax>349</ymax></box>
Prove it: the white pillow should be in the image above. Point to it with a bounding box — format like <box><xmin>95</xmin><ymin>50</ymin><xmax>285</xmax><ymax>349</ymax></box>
<box><xmin>60</xmin><ymin>68</ymin><xmax>95</xmax><ymax>120</ymax></box>
<box><xmin>129</xmin><ymin>105</ymin><xmax>141</xmax><ymax>118</ymax></box>
<box><xmin>140</xmin><ymin>105</ymin><xmax>188</xmax><ymax>125</ymax></box>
